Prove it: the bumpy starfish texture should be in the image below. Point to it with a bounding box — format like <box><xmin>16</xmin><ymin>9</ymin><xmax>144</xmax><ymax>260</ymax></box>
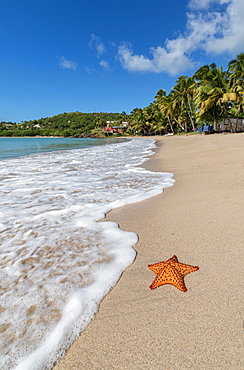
<box><xmin>148</xmin><ymin>255</ymin><xmax>199</xmax><ymax>292</ymax></box>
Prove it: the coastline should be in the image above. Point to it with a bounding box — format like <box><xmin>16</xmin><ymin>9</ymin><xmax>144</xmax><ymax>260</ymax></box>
<box><xmin>54</xmin><ymin>133</ymin><xmax>244</xmax><ymax>369</ymax></box>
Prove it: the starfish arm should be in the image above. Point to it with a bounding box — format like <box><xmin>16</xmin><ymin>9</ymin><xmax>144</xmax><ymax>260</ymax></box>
<box><xmin>148</xmin><ymin>261</ymin><xmax>166</xmax><ymax>274</ymax></box>
<box><xmin>168</xmin><ymin>255</ymin><xmax>179</xmax><ymax>263</ymax></box>
<box><xmin>148</xmin><ymin>255</ymin><xmax>179</xmax><ymax>273</ymax></box>
<box><xmin>173</xmin><ymin>262</ymin><xmax>199</xmax><ymax>276</ymax></box>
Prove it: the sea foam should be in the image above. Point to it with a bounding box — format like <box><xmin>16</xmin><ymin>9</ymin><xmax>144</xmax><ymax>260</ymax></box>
<box><xmin>0</xmin><ymin>138</ymin><xmax>174</xmax><ymax>369</ymax></box>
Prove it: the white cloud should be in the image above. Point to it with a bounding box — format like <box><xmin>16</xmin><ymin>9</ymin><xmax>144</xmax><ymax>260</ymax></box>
<box><xmin>117</xmin><ymin>0</ymin><xmax>244</xmax><ymax>75</ymax></box>
<box><xmin>59</xmin><ymin>56</ymin><xmax>78</xmax><ymax>71</ymax></box>
<box><xmin>118</xmin><ymin>45</ymin><xmax>155</xmax><ymax>73</ymax></box>
<box><xmin>118</xmin><ymin>44</ymin><xmax>194</xmax><ymax>75</ymax></box>
<box><xmin>89</xmin><ymin>34</ymin><xmax>106</xmax><ymax>57</ymax></box>
<box><xmin>99</xmin><ymin>60</ymin><xmax>111</xmax><ymax>71</ymax></box>
<box><xmin>85</xmin><ymin>67</ymin><xmax>97</xmax><ymax>74</ymax></box>
<box><xmin>188</xmin><ymin>0</ymin><xmax>230</xmax><ymax>10</ymax></box>
<box><xmin>188</xmin><ymin>0</ymin><xmax>212</xmax><ymax>9</ymax></box>
<box><xmin>202</xmin><ymin>0</ymin><xmax>244</xmax><ymax>53</ymax></box>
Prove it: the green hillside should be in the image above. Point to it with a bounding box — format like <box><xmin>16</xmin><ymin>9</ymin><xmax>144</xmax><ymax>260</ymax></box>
<box><xmin>0</xmin><ymin>111</ymin><xmax>128</xmax><ymax>137</ymax></box>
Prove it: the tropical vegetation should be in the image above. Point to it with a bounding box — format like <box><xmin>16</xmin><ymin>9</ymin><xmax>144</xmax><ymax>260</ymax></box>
<box><xmin>0</xmin><ymin>112</ymin><xmax>128</xmax><ymax>137</ymax></box>
<box><xmin>128</xmin><ymin>53</ymin><xmax>244</xmax><ymax>135</ymax></box>
<box><xmin>1</xmin><ymin>53</ymin><xmax>244</xmax><ymax>137</ymax></box>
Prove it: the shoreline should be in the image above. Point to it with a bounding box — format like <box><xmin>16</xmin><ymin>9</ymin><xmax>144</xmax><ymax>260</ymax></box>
<box><xmin>55</xmin><ymin>133</ymin><xmax>244</xmax><ymax>369</ymax></box>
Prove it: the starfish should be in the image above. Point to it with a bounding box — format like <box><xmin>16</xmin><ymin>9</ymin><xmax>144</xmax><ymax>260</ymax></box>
<box><xmin>148</xmin><ymin>255</ymin><xmax>199</xmax><ymax>292</ymax></box>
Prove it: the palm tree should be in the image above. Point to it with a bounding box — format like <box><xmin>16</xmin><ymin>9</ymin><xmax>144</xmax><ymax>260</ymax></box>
<box><xmin>129</xmin><ymin>103</ymin><xmax>166</xmax><ymax>135</ymax></box>
<box><xmin>157</xmin><ymin>94</ymin><xmax>185</xmax><ymax>133</ymax></box>
<box><xmin>143</xmin><ymin>103</ymin><xmax>165</xmax><ymax>135</ymax></box>
<box><xmin>129</xmin><ymin>108</ymin><xmax>146</xmax><ymax>135</ymax></box>
<box><xmin>194</xmin><ymin>64</ymin><xmax>240</xmax><ymax>131</ymax></box>
<box><xmin>154</xmin><ymin>89</ymin><xmax>167</xmax><ymax>102</ymax></box>
<box><xmin>228</xmin><ymin>53</ymin><xmax>244</xmax><ymax>88</ymax></box>
<box><xmin>228</xmin><ymin>54</ymin><xmax>244</xmax><ymax>115</ymax></box>
<box><xmin>154</xmin><ymin>90</ymin><xmax>173</xmax><ymax>133</ymax></box>
<box><xmin>171</xmin><ymin>76</ymin><xmax>196</xmax><ymax>131</ymax></box>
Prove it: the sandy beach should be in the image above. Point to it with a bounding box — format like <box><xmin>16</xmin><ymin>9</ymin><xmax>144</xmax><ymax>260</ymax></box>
<box><xmin>54</xmin><ymin>133</ymin><xmax>244</xmax><ymax>370</ymax></box>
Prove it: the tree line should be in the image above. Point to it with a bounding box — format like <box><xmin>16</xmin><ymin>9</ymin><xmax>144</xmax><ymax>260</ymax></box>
<box><xmin>127</xmin><ymin>53</ymin><xmax>244</xmax><ymax>135</ymax></box>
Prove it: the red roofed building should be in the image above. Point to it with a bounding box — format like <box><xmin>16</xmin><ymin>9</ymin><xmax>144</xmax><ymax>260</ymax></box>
<box><xmin>105</xmin><ymin>121</ymin><xmax>128</xmax><ymax>134</ymax></box>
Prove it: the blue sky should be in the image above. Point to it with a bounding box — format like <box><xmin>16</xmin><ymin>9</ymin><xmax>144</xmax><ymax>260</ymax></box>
<box><xmin>1</xmin><ymin>0</ymin><xmax>244</xmax><ymax>122</ymax></box>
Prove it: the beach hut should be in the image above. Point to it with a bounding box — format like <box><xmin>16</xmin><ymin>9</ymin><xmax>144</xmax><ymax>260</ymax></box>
<box><xmin>219</xmin><ymin>117</ymin><xmax>244</xmax><ymax>132</ymax></box>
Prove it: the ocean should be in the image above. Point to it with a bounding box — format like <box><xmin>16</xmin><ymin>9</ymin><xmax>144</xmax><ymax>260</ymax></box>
<box><xmin>0</xmin><ymin>137</ymin><xmax>127</xmax><ymax>160</ymax></box>
<box><xmin>0</xmin><ymin>137</ymin><xmax>174</xmax><ymax>369</ymax></box>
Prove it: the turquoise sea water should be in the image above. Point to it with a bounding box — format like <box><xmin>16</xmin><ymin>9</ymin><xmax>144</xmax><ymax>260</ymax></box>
<box><xmin>0</xmin><ymin>137</ymin><xmax>128</xmax><ymax>160</ymax></box>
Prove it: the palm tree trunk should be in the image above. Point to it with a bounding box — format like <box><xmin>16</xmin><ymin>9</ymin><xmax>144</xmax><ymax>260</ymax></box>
<box><xmin>186</xmin><ymin>97</ymin><xmax>195</xmax><ymax>130</ymax></box>
<box><xmin>173</xmin><ymin>115</ymin><xmax>184</xmax><ymax>131</ymax></box>
<box><xmin>227</xmin><ymin>117</ymin><xmax>235</xmax><ymax>133</ymax></box>
<box><xmin>167</xmin><ymin>116</ymin><xmax>174</xmax><ymax>134</ymax></box>
<box><xmin>215</xmin><ymin>121</ymin><xmax>221</xmax><ymax>132</ymax></box>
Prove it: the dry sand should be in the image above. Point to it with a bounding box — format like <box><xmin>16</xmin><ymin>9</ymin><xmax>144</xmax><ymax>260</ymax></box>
<box><xmin>54</xmin><ymin>133</ymin><xmax>244</xmax><ymax>370</ymax></box>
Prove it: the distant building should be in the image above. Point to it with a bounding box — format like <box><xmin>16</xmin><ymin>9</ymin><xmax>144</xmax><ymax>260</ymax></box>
<box><xmin>105</xmin><ymin>121</ymin><xmax>128</xmax><ymax>134</ymax></box>
<box><xmin>105</xmin><ymin>126</ymin><xmax>126</xmax><ymax>134</ymax></box>
<box><xmin>106</xmin><ymin>121</ymin><xmax>128</xmax><ymax>127</ymax></box>
<box><xmin>219</xmin><ymin>117</ymin><xmax>244</xmax><ymax>132</ymax></box>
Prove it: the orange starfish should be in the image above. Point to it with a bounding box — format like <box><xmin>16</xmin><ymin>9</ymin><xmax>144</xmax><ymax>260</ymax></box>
<box><xmin>148</xmin><ymin>255</ymin><xmax>199</xmax><ymax>292</ymax></box>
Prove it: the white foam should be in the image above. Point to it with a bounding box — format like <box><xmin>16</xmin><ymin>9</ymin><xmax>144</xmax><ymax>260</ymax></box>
<box><xmin>0</xmin><ymin>138</ymin><xmax>174</xmax><ymax>369</ymax></box>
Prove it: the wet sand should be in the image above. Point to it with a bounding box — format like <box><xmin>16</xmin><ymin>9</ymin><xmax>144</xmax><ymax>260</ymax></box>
<box><xmin>54</xmin><ymin>133</ymin><xmax>244</xmax><ymax>369</ymax></box>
